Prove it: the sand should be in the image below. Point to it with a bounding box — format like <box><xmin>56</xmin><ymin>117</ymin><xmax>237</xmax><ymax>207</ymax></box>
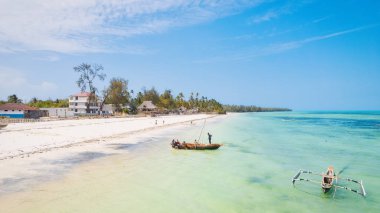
<box><xmin>0</xmin><ymin>114</ymin><xmax>219</xmax><ymax>195</ymax></box>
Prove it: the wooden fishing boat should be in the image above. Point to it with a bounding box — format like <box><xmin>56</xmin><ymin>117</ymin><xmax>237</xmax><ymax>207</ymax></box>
<box><xmin>171</xmin><ymin>141</ymin><xmax>222</xmax><ymax>150</ymax></box>
<box><xmin>0</xmin><ymin>123</ymin><xmax>7</xmax><ymax>129</ymax></box>
<box><xmin>321</xmin><ymin>166</ymin><xmax>334</xmax><ymax>193</ymax></box>
<box><xmin>292</xmin><ymin>165</ymin><xmax>366</xmax><ymax>197</ymax></box>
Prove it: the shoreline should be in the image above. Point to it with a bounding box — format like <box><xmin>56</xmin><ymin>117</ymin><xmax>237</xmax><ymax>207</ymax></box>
<box><xmin>0</xmin><ymin>114</ymin><xmax>224</xmax><ymax>196</ymax></box>
<box><xmin>0</xmin><ymin>114</ymin><xmax>220</xmax><ymax>161</ymax></box>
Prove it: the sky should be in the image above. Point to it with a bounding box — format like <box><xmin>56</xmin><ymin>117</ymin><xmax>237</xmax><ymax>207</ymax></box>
<box><xmin>0</xmin><ymin>0</ymin><xmax>379</xmax><ymax>110</ymax></box>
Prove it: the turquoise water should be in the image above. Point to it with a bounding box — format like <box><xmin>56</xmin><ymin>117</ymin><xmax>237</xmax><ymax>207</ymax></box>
<box><xmin>1</xmin><ymin>111</ymin><xmax>380</xmax><ymax>212</ymax></box>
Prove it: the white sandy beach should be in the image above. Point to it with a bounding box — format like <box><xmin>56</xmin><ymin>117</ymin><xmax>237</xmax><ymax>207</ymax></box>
<box><xmin>0</xmin><ymin>114</ymin><xmax>216</xmax><ymax>160</ymax></box>
<box><xmin>0</xmin><ymin>114</ymin><xmax>220</xmax><ymax>195</ymax></box>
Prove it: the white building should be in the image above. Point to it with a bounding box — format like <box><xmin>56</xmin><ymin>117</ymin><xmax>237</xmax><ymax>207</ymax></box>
<box><xmin>69</xmin><ymin>92</ymin><xmax>100</xmax><ymax>115</ymax></box>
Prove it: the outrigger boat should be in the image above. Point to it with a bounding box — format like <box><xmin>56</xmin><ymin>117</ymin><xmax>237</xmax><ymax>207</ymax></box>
<box><xmin>171</xmin><ymin>140</ymin><xmax>222</xmax><ymax>150</ymax></box>
<box><xmin>292</xmin><ymin>166</ymin><xmax>366</xmax><ymax>197</ymax></box>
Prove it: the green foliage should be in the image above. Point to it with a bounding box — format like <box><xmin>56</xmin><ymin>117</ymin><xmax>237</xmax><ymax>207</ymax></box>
<box><xmin>105</xmin><ymin>77</ymin><xmax>130</xmax><ymax>112</ymax></box>
<box><xmin>7</xmin><ymin>94</ymin><xmax>22</xmax><ymax>103</ymax></box>
<box><xmin>223</xmin><ymin>105</ymin><xmax>291</xmax><ymax>112</ymax></box>
<box><xmin>158</xmin><ymin>90</ymin><xmax>176</xmax><ymax>110</ymax></box>
<box><xmin>142</xmin><ymin>87</ymin><xmax>160</xmax><ymax>105</ymax></box>
<box><xmin>128</xmin><ymin>98</ymin><xmax>139</xmax><ymax>115</ymax></box>
<box><xmin>175</xmin><ymin>92</ymin><xmax>187</xmax><ymax>108</ymax></box>
<box><xmin>74</xmin><ymin>63</ymin><xmax>106</xmax><ymax>93</ymax></box>
<box><xmin>28</xmin><ymin>98</ymin><xmax>69</xmax><ymax>108</ymax></box>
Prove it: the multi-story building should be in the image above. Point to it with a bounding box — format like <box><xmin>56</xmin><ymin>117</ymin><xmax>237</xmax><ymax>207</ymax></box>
<box><xmin>69</xmin><ymin>92</ymin><xmax>100</xmax><ymax>115</ymax></box>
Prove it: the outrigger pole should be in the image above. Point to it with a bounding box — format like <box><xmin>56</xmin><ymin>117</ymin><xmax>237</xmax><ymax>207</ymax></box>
<box><xmin>291</xmin><ymin>169</ymin><xmax>366</xmax><ymax>197</ymax></box>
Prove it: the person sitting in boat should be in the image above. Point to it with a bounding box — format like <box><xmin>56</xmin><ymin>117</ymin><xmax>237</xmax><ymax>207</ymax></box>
<box><xmin>194</xmin><ymin>139</ymin><xmax>199</xmax><ymax>144</ymax></box>
<box><xmin>207</xmin><ymin>132</ymin><xmax>212</xmax><ymax>144</ymax></box>
<box><xmin>172</xmin><ymin>139</ymin><xmax>181</xmax><ymax>148</ymax></box>
<box><xmin>323</xmin><ymin>166</ymin><xmax>335</xmax><ymax>185</ymax></box>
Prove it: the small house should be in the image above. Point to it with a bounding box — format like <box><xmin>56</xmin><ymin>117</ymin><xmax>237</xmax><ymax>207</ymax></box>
<box><xmin>0</xmin><ymin>103</ymin><xmax>46</xmax><ymax>118</ymax></box>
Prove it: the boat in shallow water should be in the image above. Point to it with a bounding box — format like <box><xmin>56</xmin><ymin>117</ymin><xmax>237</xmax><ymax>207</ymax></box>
<box><xmin>171</xmin><ymin>141</ymin><xmax>221</xmax><ymax>150</ymax></box>
<box><xmin>292</xmin><ymin>165</ymin><xmax>366</xmax><ymax>197</ymax></box>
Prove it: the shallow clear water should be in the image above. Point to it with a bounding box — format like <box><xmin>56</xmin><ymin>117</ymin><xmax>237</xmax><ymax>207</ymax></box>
<box><xmin>1</xmin><ymin>111</ymin><xmax>380</xmax><ymax>212</ymax></box>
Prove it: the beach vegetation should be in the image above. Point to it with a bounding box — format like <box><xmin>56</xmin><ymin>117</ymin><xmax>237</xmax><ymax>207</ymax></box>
<box><xmin>142</xmin><ymin>87</ymin><xmax>160</xmax><ymax>105</ymax></box>
<box><xmin>28</xmin><ymin>98</ymin><xmax>69</xmax><ymax>108</ymax></box>
<box><xmin>104</xmin><ymin>77</ymin><xmax>130</xmax><ymax>113</ymax></box>
<box><xmin>158</xmin><ymin>90</ymin><xmax>176</xmax><ymax>110</ymax></box>
<box><xmin>7</xmin><ymin>94</ymin><xmax>22</xmax><ymax>103</ymax></box>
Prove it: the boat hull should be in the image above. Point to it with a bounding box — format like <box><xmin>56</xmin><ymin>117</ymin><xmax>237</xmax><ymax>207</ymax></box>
<box><xmin>172</xmin><ymin>143</ymin><xmax>221</xmax><ymax>150</ymax></box>
<box><xmin>0</xmin><ymin>124</ymin><xmax>7</xmax><ymax>129</ymax></box>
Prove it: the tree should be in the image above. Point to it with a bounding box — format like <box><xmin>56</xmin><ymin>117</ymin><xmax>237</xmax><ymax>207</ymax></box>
<box><xmin>73</xmin><ymin>63</ymin><xmax>106</xmax><ymax>113</ymax></box>
<box><xmin>189</xmin><ymin>92</ymin><xmax>194</xmax><ymax>108</ymax></box>
<box><xmin>7</xmin><ymin>94</ymin><xmax>22</xmax><ymax>103</ymax></box>
<box><xmin>143</xmin><ymin>87</ymin><xmax>160</xmax><ymax>105</ymax></box>
<box><xmin>135</xmin><ymin>91</ymin><xmax>144</xmax><ymax>105</ymax></box>
<box><xmin>105</xmin><ymin>78</ymin><xmax>130</xmax><ymax>113</ymax></box>
<box><xmin>175</xmin><ymin>92</ymin><xmax>186</xmax><ymax>107</ymax></box>
<box><xmin>98</xmin><ymin>88</ymin><xmax>110</xmax><ymax>115</ymax></box>
<box><xmin>28</xmin><ymin>98</ymin><xmax>68</xmax><ymax>108</ymax></box>
<box><xmin>158</xmin><ymin>89</ymin><xmax>176</xmax><ymax>110</ymax></box>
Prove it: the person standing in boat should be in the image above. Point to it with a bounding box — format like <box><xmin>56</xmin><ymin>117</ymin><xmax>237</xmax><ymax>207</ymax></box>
<box><xmin>207</xmin><ymin>132</ymin><xmax>212</xmax><ymax>144</ymax></box>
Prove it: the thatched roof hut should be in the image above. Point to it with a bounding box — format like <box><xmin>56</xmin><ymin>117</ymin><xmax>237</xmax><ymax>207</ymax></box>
<box><xmin>137</xmin><ymin>101</ymin><xmax>157</xmax><ymax>111</ymax></box>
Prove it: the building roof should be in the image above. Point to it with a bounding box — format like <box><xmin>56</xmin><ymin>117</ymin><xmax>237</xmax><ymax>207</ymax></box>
<box><xmin>72</xmin><ymin>92</ymin><xmax>91</xmax><ymax>97</ymax></box>
<box><xmin>178</xmin><ymin>106</ymin><xmax>187</xmax><ymax>111</ymax></box>
<box><xmin>137</xmin><ymin>101</ymin><xmax>157</xmax><ymax>110</ymax></box>
<box><xmin>0</xmin><ymin>103</ymin><xmax>39</xmax><ymax>111</ymax></box>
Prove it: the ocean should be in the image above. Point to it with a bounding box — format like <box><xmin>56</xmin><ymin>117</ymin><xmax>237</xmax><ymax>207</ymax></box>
<box><xmin>1</xmin><ymin>111</ymin><xmax>379</xmax><ymax>212</ymax></box>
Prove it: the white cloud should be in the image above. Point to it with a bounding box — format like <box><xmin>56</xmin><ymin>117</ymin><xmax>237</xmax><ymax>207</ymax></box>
<box><xmin>194</xmin><ymin>25</ymin><xmax>377</xmax><ymax>63</ymax></box>
<box><xmin>264</xmin><ymin>25</ymin><xmax>378</xmax><ymax>54</ymax></box>
<box><xmin>0</xmin><ymin>0</ymin><xmax>263</xmax><ymax>54</ymax></box>
<box><xmin>0</xmin><ymin>67</ymin><xmax>58</xmax><ymax>101</ymax></box>
<box><xmin>251</xmin><ymin>10</ymin><xmax>280</xmax><ymax>23</ymax></box>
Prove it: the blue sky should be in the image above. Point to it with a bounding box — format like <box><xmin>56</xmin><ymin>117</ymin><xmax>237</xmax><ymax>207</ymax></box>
<box><xmin>0</xmin><ymin>0</ymin><xmax>379</xmax><ymax>110</ymax></box>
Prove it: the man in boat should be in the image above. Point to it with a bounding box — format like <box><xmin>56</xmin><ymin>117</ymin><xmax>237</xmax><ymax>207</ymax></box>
<box><xmin>171</xmin><ymin>139</ymin><xmax>181</xmax><ymax>148</ymax></box>
<box><xmin>322</xmin><ymin>166</ymin><xmax>335</xmax><ymax>192</ymax></box>
<box><xmin>207</xmin><ymin>132</ymin><xmax>212</xmax><ymax>144</ymax></box>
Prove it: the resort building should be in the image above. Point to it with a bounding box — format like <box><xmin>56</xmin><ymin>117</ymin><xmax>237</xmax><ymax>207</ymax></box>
<box><xmin>137</xmin><ymin>101</ymin><xmax>157</xmax><ymax>112</ymax></box>
<box><xmin>69</xmin><ymin>92</ymin><xmax>100</xmax><ymax>115</ymax></box>
<box><xmin>0</xmin><ymin>103</ymin><xmax>46</xmax><ymax>118</ymax></box>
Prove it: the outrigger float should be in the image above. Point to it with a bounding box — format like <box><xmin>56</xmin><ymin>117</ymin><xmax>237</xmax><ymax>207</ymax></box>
<box><xmin>292</xmin><ymin>166</ymin><xmax>366</xmax><ymax>197</ymax></box>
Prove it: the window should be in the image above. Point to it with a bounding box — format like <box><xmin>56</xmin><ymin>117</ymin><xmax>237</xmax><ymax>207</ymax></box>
<box><xmin>75</xmin><ymin>103</ymin><xmax>78</xmax><ymax>106</ymax></box>
<box><xmin>75</xmin><ymin>96</ymin><xmax>78</xmax><ymax>100</ymax></box>
<box><xmin>75</xmin><ymin>109</ymin><xmax>78</xmax><ymax>112</ymax></box>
